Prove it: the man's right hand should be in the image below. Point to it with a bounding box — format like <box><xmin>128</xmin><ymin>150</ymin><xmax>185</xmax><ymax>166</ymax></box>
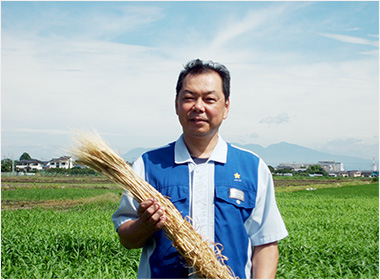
<box><xmin>117</xmin><ymin>198</ymin><xmax>166</xmax><ymax>249</ymax></box>
<box><xmin>137</xmin><ymin>198</ymin><xmax>167</xmax><ymax>234</ymax></box>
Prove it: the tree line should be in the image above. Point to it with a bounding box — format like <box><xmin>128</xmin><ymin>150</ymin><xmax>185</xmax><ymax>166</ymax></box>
<box><xmin>268</xmin><ymin>164</ymin><xmax>329</xmax><ymax>176</ymax></box>
<box><xmin>3</xmin><ymin>152</ymin><xmax>329</xmax><ymax>176</ymax></box>
<box><xmin>1</xmin><ymin>152</ymin><xmax>99</xmax><ymax>175</ymax></box>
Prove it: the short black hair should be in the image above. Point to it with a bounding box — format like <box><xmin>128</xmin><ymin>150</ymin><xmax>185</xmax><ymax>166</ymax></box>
<box><xmin>175</xmin><ymin>59</ymin><xmax>231</xmax><ymax>100</ymax></box>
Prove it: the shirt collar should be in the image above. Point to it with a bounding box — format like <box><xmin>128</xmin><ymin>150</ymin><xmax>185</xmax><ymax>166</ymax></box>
<box><xmin>174</xmin><ymin>134</ymin><xmax>227</xmax><ymax>164</ymax></box>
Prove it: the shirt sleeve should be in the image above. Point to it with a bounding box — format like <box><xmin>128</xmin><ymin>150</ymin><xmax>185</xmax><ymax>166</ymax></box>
<box><xmin>244</xmin><ymin>159</ymin><xmax>288</xmax><ymax>246</ymax></box>
<box><xmin>111</xmin><ymin>156</ymin><xmax>145</xmax><ymax>232</ymax></box>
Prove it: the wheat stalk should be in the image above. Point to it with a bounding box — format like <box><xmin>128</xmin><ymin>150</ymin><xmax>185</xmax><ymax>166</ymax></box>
<box><xmin>68</xmin><ymin>130</ymin><xmax>237</xmax><ymax>279</ymax></box>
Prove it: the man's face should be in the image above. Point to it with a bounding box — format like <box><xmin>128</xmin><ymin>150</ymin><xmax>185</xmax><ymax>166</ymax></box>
<box><xmin>175</xmin><ymin>71</ymin><xmax>229</xmax><ymax>140</ymax></box>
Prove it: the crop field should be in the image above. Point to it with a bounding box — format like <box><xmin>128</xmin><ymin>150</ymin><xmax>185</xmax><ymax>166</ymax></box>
<box><xmin>1</xmin><ymin>175</ymin><xmax>378</xmax><ymax>279</ymax></box>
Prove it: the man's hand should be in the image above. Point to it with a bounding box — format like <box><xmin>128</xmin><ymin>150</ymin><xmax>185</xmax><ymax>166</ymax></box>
<box><xmin>117</xmin><ymin>198</ymin><xmax>166</xmax><ymax>249</ymax></box>
<box><xmin>137</xmin><ymin>198</ymin><xmax>167</xmax><ymax>234</ymax></box>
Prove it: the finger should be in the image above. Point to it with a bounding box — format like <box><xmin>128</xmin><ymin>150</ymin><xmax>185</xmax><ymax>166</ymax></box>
<box><xmin>147</xmin><ymin>209</ymin><xmax>166</xmax><ymax>231</ymax></box>
<box><xmin>155</xmin><ymin>214</ymin><xmax>166</xmax><ymax>230</ymax></box>
<box><xmin>137</xmin><ymin>198</ymin><xmax>155</xmax><ymax>216</ymax></box>
<box><xmin>150</xmin><ymin>208</ymin><xmax>164</xmax><ymax>222</ymax></box>
<box><xmin>143</xmin><ymin>204</ymin><xmax>166</xmax><ymax>230</ymax></box>
<box><xmin>140</xmin><ymin>202</ymin><xmax>162</xmax><ymax>224</ymax></box>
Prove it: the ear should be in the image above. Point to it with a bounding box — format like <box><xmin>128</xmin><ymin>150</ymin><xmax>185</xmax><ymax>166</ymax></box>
<box><xmin>175</xmin><ymin>95</ymin><xmax>179</xmax><ymax>116</ymax></box>
<box><xmin>223</xmin><ymin>98</ymin><xmax>230</xmax><ymax>120</ymax></box>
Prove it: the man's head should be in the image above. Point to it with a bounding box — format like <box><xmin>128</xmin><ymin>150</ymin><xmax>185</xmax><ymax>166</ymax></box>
<box><xmin>176</xmin><ymin>59</ymin><xmax>231</xmax><ymax>101</ymax></box>
<box><xmin>175</xmin><ymin>59</ymin><xmax>230</xmax><ymax>141</ymax></box>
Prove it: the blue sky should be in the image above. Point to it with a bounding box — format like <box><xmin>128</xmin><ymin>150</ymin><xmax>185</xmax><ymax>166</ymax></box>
<box><xmin>1</xmin><ymin>1</ymin><xmax>379</xmax><ymax>162</ymax></box>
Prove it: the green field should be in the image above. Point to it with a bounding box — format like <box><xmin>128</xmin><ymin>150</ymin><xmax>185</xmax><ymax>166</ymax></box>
<box><xmin>1</xmin><ymin>175</ymin><xmax>378</xmax><ymax>279</ymax></box>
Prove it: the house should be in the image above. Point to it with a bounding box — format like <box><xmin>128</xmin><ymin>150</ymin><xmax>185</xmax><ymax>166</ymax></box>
<box><xmin>348</xmin><ymin>170</ymin><xmax>362</xmax><ymax>177</ymax></box>
<box><xmin>361</xmin><ymin>170</ymin><xmax>379</xmax><ymax>177</ymax></box>
<box><xmin>47</xmin><ymin>156</ymin><xmax>74</xmax><ymax>169</ymax></box>
<box><xmin>318</xmin><ymin>160</ymin><xmax>344</xmax><ymax>172</ymax></box>
<box><xmin>277</xmin><ymin>163</ymin><xmax>310</xmax><ymax>172</ymax></box>
<box><xmin>16</xmin><ymin>159</ymin><xmax>44</xmax><ymax>171</ymax></box>
<box><xmin>337</xmin><ymin>171</ymin><xmax>349</xmax><ymax>177</ymax></box>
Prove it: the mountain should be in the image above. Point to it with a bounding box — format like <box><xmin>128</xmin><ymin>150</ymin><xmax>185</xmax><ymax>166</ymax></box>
<box><xmin>3</xmin><ymin>141</ymin><xmax>373</xmax><ymax>171</ymax></box>
<box><xmin>122</xmin><ymin>142</ymin><xmax>374</xmax><ymax>171</ymax></box>
<box><xmin>233</xmin><ymin>142</ymin><xmax>373</xmax><ymax>171</ymax></box>
<box><xmin>122</xmin><ymin>147</ymin><xmax>154</xmax><ymax>163</ymax></box>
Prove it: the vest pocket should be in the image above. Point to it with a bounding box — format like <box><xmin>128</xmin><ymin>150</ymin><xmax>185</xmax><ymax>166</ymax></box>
<box><xmin>155</xmin><ymin>184</ymin><xmax>189</xmax><ymax>213</ymax></box>
<box><xmin>215</xmin><ymin>185</ymin><xmax>256</xmax><ymax>209</ymax></box>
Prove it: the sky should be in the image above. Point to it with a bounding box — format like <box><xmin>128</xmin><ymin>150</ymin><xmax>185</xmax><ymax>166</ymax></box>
<box><xmin>1</xmin><ymin>1</ymin><xmax>379</xmax><ymax>162</ymax></box>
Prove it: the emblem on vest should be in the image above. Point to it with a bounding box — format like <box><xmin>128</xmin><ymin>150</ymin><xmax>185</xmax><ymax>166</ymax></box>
<box><xmin>229</xmin><ymin>188</ymin><xmax>245</xmax><ymax>204</ymax></box>
<box><xmin>234</xmin><ymin>172</ymin><xmax>241</xmax><ymax>182</ymax></box>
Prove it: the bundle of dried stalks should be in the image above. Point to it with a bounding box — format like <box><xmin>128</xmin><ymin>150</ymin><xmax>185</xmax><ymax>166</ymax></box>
<box><xmin>69</xmin><ymin>131</ymin><xmax>237</xmax><ymax>279</ymax></box>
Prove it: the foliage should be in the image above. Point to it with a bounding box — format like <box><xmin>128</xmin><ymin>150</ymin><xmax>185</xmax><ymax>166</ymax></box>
<box><xmin>1</xmin><ymin>159</ymin><xmax>13</xmax><ymax>172</ymax></box>
<box><xmin>19</xmin><ymin>152</ymin><xmax>32</xmax><ymax>161</ymax></box>
<box><xmin>1</xmin><ymin>188</ymin><xmax>122</xmax><ymax>202</ymax></box>
<box><xmin>1</xmin><ymin>208</ymin><xmax>140</xmax><ymax>279</ymax></box>
<box><xmin>305</xmin><ymin>164</ymin><xmax>329</xmax><ymax>176</ymax></box>
<box><xmin>1</xmin><ymin>177</ymin><xmax>378</xmax><ymax>279</ymax></box>
<box><xmin>43</xmin><ymin>167</ymin><xmax>99</xmax><ymax>176</ymax></box>
<box><xmin>276</xmin><ymin>183</ymin><xmax>379</xmax><ymax>279</ymax></box>
<box><xmin>273</xmin><ymin>164</ymin><xmax>329</xmax><ymax>177</ymax></box>
<box><xmin>268</xmin><ymin>165</ymin><xmax>275</xmax><ymax>173</ymax></box>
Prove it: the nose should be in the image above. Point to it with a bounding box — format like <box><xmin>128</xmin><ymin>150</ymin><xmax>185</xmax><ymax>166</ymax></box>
<box><xmin>193</xmin><ymin>97</ymin><xmax>205</xmax><ymax>112</ymax></box>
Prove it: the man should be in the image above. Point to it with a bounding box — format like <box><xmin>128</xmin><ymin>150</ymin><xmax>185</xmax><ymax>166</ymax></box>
<box><xmin>112</xmin><ymin>59</ymin><xmax>288</xmax><ymax>278</ymax></box>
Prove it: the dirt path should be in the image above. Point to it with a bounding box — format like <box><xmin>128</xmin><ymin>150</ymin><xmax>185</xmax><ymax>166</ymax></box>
<box><xmin>1</xmin><ymin>193</ymin><xmax>121</xmax><ymax>210</ymax></box>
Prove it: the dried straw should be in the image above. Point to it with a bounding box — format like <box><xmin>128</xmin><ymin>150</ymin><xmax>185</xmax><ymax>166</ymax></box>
<box><xmin>68</xmin><ymin>130</ymin><xmax>237</xmax><ymax>279</ymax></box>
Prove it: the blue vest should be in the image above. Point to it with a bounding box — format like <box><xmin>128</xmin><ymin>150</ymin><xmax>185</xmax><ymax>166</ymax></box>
<box><xmin>141</xmin><ymin>142</ymin><xmax>259</xmax><ymax>278</ymax></box>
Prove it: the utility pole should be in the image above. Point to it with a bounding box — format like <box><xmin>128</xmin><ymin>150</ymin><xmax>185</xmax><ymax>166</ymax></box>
<box><xmin>12</xmin><ymin>154</ymin><xmax>15</xmax><ymax>174</ymax></box>
<box><xmin>372</xmin><ymin>157</ymin><xmax>377</xmax><ymax>171</ymax></box>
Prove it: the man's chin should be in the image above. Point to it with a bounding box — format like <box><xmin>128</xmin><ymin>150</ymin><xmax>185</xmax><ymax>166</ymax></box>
<box><xmin>184</xmin><ymin>129</ymin><xmax>218</xmax><ymax>139</ymax></box>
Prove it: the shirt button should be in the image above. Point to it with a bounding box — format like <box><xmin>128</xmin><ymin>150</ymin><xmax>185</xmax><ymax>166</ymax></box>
<box><xmin>236</xmin><ymin>200</ymin><xmax>241</xmax><ymax>205</ymax></box>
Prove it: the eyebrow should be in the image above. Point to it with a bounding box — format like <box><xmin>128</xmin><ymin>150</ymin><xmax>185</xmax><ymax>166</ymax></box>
<box><xmin>182</xmin><ymin>90</ymin><xmax>216</xmax><ymax>95</ymax></box>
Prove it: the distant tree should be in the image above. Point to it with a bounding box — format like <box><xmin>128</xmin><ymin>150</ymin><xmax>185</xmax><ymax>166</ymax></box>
<box><xmin>44</xmin><ymin>167</ymin><xmax>98</xmax><ymax>176</ymax></box>
<box><xmin>1</xmin><ymin>158</ymin><xmax>13</xmax><ymax>172</ymax></box>
<box><xmin>268</xmin><ymin>165</ymin><xmax>275</xmax><ymax>173</ymax></box>
<box><xmin>19</xmin><ymin>152</ymin><xmax>32</xmax><ymax>161</ymax></box>
<box><xmin>274</xmin><ymin>168</ymin><xmax>296</xmax><ymax>176</ymax></box>
<box><xmin>306</xmin><ymin>165</ymin><xmax>328</xmax><ymax>176</ymax></box>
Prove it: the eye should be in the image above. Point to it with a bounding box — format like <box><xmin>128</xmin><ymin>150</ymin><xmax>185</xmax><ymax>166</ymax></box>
<box><xmin>205</xmin><ymin>97</ymin><xmax>217</xmax><ymax>103</ymax></box>
<box><xmin>182</xmin><ymin>95</ymin><xmax>194</xmax><ymax>101</ymax></box>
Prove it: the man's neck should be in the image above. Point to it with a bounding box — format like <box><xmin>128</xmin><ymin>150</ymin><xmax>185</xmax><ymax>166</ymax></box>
<box><xmin>183</xmin><ymin>132</ymin><xmax>219</xmax><ymax>158</ymax></box>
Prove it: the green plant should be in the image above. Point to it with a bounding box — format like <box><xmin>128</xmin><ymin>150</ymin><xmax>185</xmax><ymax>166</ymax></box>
<box><xmin>1</xmin><ymin>177</ymin><xmax>378</xmax><ymax>279</ymax></box>
<box><xmin>276</xmin><ymin>183</ymin><xmax>379</xmax><ymax>278</ymax></box>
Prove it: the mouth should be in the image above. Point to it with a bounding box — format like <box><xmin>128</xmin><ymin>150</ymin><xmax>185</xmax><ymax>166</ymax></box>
<box><xmin>189</xmin><ymin>117</ymin><xmax>208</xmax><ymax>124</ymax></box>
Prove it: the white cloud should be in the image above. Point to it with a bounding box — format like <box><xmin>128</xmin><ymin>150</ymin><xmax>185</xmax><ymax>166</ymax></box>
<box><xmin>3</xmin><ymin>128</ymin><xmax>70</xmax><ymax>135</ymax></box>
<box><xmin>3</xmin><ymin>3</ymin><xmax>164</xmax><ymax>41</ymax></box>
<box><xmin>2</xmin><ymin>1</ymin><xmax>378</xmax><ymax>161</ymax></box>
<box><xmin>209</xmin><ymin>2</ymin><xmax>305</xmax><ymax>50</ymax></box>
<box><xmin>318</xmin><ymin>138</ymin><xmax>379</xmax><ymax>160</ymax></box>
<box><xmin>259</xmin><ymin>113</ymin><xmax>290</xmax><ymax>125</ymax></box>
<box><xmin>360</xmin><ymin>49</ymin><xmax>379</xmax><ymax>56</ymax></box>
<box><xmin>221</xmin><ymin>56</ymin><xmax>378</xmax><ymax>158</ymax></box>
<box><xmin>1</xmin><ymin>31</ymin><xmax>181</xmax><ymax>151</ymax></box>
<box><xmin>80</xmin><ymin>6</ymin><xmax>165</xmax><ymax>40</ymax></box>
<box><xmin>319</xmin><ymin>32</ymin><xmax>379</xmax><ymax>47</ymax></box>
<box><xmin>344</xmin><ymin>27</ymin><xmax>360</xmax><ymax>32</ymax></box>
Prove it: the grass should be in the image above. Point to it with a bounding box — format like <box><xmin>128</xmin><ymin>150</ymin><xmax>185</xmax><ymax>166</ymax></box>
<box><xmin>276</xmin><ymin>183</ymin><xmax>379</xmax><ymax>279</ymax></box>
<box><xmin>1</xmin><ymin>175</ymin><xmax>378</xmax><ymax>279</ymax></box>
<box><xmin>1</xmin><ymin>175</ymin><xmax>118</xmax><ymax>191</ymax></box>
<box><xmin>1</xmin><ymin>187</ymin><xmax>123</xmax><ymax>201</ymax></box>
<box><xmin>1</xmin><ymin>205</ymin><xmax>141</xmax><ymax>279</ymax></box>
